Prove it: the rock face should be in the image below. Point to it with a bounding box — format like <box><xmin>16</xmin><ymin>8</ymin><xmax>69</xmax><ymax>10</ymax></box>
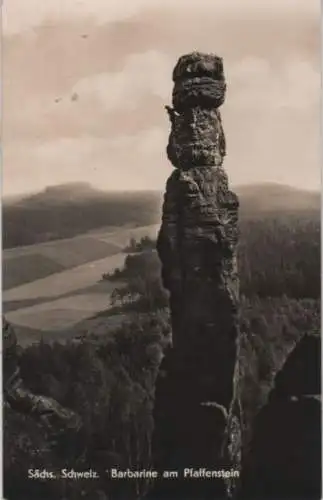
<box><xmin>3</xmin><ymin>317</ymin><xmax>83</xmax><ymax>448</ymax></box>
<box><xmin>149</xmin><ymin>52</ymin><xmax>241</xmax><ymax>499</ymax></box>
<box><xmin>239</xmin><ymin>332</ymin><xmax>321</xmax><ymax>500</ymax></box>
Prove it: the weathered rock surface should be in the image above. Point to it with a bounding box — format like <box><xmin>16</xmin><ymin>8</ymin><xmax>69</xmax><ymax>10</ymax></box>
<box><xmin>166</xmin><ymin>107</ymin><xmax>226</xmax><ymax>168</ymax></box>
<box><xmin>239</xmin><ymin>332</ymin><xmax>321</xmax><ymax>500</ymax></box>
<box><xmin>147</xmin><ymin>52</ymin><xmax>241</xmax><ymax>499</ymax></box>
<box><xmin>166</xmin><ymin>53</ymin><xmax>226</xmax><ymax>170</ymax></box>
<box><xmin>3</xmin><ymin>317</ymin><xmax>83</xmax><ymax>447</ymax></box>
<box><xmin>172</xmin><ymin>52</ymin><xmax>226</xmax><ymax>111</ymax></box>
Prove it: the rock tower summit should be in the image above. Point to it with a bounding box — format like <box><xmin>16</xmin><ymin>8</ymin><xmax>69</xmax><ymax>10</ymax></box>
<box><xmin>150</xmin><ymin>52</ymin><xmax>241</xmax><ymax>499</ymax></box>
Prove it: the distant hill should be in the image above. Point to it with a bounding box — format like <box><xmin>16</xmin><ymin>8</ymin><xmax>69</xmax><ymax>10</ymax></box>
<box><xmin>236</xmin><ymin>183</ymin><xmax>320</xmax><ymax>215</ymax></box>
<box><xmin>3</xmin><ymin>184</ymin><xmax>162</xmax><ymax>249</ymax></box>
<box><xmin>3</xmin><ymin>182</ymin><xmax>319</xmax><ymax>249</ymax></box>
<box><xmin>19</xmin><ymin>182</ymin><xmax>116</xmax><ymax>205</ymax></box>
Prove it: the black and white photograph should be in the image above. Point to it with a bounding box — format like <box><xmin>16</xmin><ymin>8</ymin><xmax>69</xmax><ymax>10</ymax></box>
<box><xmin>2</xmin><ymin>1</ymin><xmax>321</xmax><ymax>499</ymax></box>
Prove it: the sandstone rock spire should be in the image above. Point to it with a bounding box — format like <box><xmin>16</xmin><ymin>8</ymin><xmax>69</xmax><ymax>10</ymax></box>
<box><xmin>148</xmin><ymin>52</ymin><xmax>241</xmax><ymax>499</ymax></box>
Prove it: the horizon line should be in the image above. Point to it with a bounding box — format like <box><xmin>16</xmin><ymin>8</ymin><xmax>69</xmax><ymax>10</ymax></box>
<box><xmin>3</xmin><ymin>180</ymin><xmax>321</xmax><ymax>198</ymax></box>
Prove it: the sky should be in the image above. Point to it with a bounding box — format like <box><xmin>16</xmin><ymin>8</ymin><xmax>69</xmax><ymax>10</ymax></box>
<box><xmin>2</xmin><ymin>0</ymin><xmax>321</xmax><ymax>195</ymax></box>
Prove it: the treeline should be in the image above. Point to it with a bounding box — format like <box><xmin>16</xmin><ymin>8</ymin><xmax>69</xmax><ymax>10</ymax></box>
<box><xmin>104</xmin><ymin>251</ymin><xmax>168</xmax><ymax>312</ymax></box>
<box><xmin>124</xmin><ymin>236</ymin><xmax>156</xmax><ymax>253</ymax></box>
<box><xmin>109</xmin><ymin>214</ymin><xmax>320</xmax><ymax>302</ymax></box>
<box><xmin>238</xmin><ymin>214</ymin><xmax>320</xmax><ymax>299</ymax></box>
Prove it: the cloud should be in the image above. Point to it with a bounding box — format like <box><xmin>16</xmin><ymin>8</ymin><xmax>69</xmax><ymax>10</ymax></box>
<box><xmin>227</xmin><ymin>57</ymin><xmax>320</xmax><ymax>111</ymax></box>
<box><xmin>72</xmin><ymin>51</ymin><xmax>173</xmax><ymax>111</ymax></box>
<box><xmin>3</xmin><ymin>0</ymin><xmax>151</xmax><ymax>34</ymax></box>
<box><xmin>3</xmin><ymin>128</ymin><xmax>170</xmax><ymax>195</ymax></box>
<box><xmin>2</xmin><ymin>0</ymin><xmax>320</xmax><ymax>194</ymax></box>
<box><xmin>3</xmin><ymin>48</ymin><xmax>171</xmax><ymax>142</ymax></box>
<box><xmin>3</xmin><ymin>0</ymin><xmax>319</xmax><ymax>34</ymax></box>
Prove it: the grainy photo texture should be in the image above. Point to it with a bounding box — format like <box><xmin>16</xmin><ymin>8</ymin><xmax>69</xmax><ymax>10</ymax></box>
<box><xmin>2</xmin><ymin>1</ymin><xmax>321</xmax><ymax>500</ymax></box>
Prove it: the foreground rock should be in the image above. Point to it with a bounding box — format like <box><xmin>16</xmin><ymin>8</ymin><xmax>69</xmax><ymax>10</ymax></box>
<box><xmin>239</xmin><ymin>332</ymin><xmax>321</xmax><ymax>499</ymax></box>
<box><xmin>3</xmin><ymin>317</ymin><xmax>83</xmax><ymax>450</ymax></box>
<box><xmin>147</xmin><ymin>52</ymin><xmax>241</xmax><ymax>499</ymax></box>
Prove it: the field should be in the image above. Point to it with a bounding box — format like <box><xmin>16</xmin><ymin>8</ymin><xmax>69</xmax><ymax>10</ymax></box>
<box><xmin>3</xmin><ymin>224</ymin><xmax>159</xmax><ymax>344</ymax></box>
